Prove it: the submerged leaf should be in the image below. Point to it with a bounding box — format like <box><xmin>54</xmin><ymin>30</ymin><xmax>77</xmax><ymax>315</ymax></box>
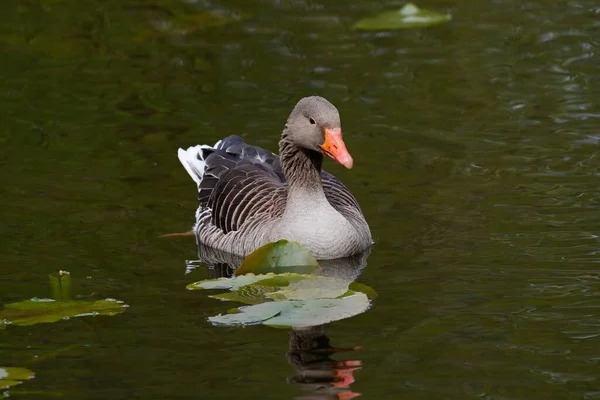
<box><xmin>353</xmin><ymin>3</ymin><xmax>451</xmax><ymax>31</ymax></box>
<box><xmin>235</xmin><ymin>240</ymin><xmax>319</xmax><ymax>276</ymax></box>
<box><xmin>0</xmin><ymin>299</ymin><xmax>127</xmax><ymax>328</ymax></box>
<box><xmin>0</xmin><ymin>367</ymin><xmax>35</xmax><ymax>389</ymax></box>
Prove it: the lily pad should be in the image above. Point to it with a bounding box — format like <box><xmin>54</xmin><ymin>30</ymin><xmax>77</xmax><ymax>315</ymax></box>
<box><xmin>208</xmin><ymin>301</ymin><xmax>283</xmax><ymax>326</ymax></box>
<box><xmin>0</xmin><ymin>367</ymin><xmax>34</xmax><ymax>389</ymax></box>
<box><xmin>265</xmin><ymin>293</ymin><xmax>370</xmax><ymax>328</ymax></box>
<box><xmin>188</xmin><ymin>272</ymin><xmax>303</xmax><ymax>291</ymax></box>
<box><xmin>209</xmin><ymin>293</ymin><xmax>370</xmax><ymax>328</ymax></box>
<box><xmin>209</xmin><ymin>290</ymin><xmax>267</xmax><ymax>305</ymax></box>
<box><xmin>235</xmin><ymin>240</ymin><xmax>319</xmax><ymax>276</ymax></box>
<box><xmin>353</xmin><ymin>3</ymin><xmax>451</xmax><ymax>31</ymax></box>
<box><xmin>0</xmin><ymin>298</ymin><xmax>128</xmax><ymax>328</ymax></box>
<box><xmin>188</xmin><ymin>273</ymin><xmax>351</xmax><ymax>304</ymax></box>
<box><xmin>266</xmin><ymin>275</ymin><xmax>351</xmax><ymax>301</ymax></box>
<box><xmin>191</xmin><ymin>272</ymin><xmax>376</xmax><ymax>328</ymax></box>
<box><xmin>189</xmin><ymin>243</ymin><xmax>377</xmax><ymax>328</ymax></box>
<box><xmin>349</xmin><ymin>282</ymin><xmax>379</xmax><ymax>300</ymax></box>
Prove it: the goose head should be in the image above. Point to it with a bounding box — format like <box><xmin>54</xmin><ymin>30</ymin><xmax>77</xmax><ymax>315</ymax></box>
<box><xmin>285</xmin><ymin>96</ymin><xmax>354</xmax><ymax>169</ymax></box>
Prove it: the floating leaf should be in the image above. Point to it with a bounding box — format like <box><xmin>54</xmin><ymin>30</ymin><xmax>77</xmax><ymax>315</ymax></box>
<box><xmin>266</xmin><ymin>275</ymin><xmax>351</xmax><ymax>301</ymax></box>
<box><xmin>353</xmin><ymin>3</ymin><xmax>451</xmax><ymax>31</ymax></box>
<box><xmin>0</xmin><ymin>298</ymin><xmax>128</xmax><ymax>328</ymax></box>
<box><xmin>235</xmin><ymin>240</ymin><xmax>319</xmax><ymax>276</ymax></box>
<box><xmin>188</xmin><ymin>273</ymin><xmax>310</xmax><ymax>290</ymax></box>
<box><xmin>0</xmin><ymin>367</ymin><xmax>34</xmax><ymax>389</ymax></box>
<box><xmin>208</xmin><ymin>301</ymin><xmax>283</xmax><ymax>326</ymax></box>
<box><xmin>209</xmin><ymin>293</ymin><xmax>370</xmax><ymax>328</ymax></box>
<box><xmin>188</xmin><ymin>273</ymin><xmax>292</xmax><ymax>291</ymax></box>
<box><xmin>210</xmin><ymin>285</ymin><xmax>277</xmax><ymax>305</ymax></box>
<box><xmin>349</xmin><ymin>282</ymin><xmax>378</xmax><ymax>300</ymax></box>
<box><xmin>188</xmin><ymin>273</ymin><xmax>352</xmax><ymax>303</ymax></box>
<box><xmin>190</xmin><ymin>272</ymin><xmax>377</xmax><ymax>304</ymax></box>
<box><xmin>265</xmin><ymin>293</ymin><xmax>370</xmax><ymax>328</ymax></box>
<box><xmin>193</xmin><ymin>271</ymin><xmax>376</xmax><ymax>328</ymax></box>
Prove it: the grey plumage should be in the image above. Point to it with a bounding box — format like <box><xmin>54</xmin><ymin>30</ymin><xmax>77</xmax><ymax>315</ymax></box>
<box><xmin>177</xmin><ymin>96</ymin><xmax>372</xmax><ymax>259</ymax></box>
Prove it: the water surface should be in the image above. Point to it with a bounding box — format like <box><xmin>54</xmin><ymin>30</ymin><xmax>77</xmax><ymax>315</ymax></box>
<box><xmin>1</xmin><ymin>0</ymin><xmax>599</xmax><ymax>399</ymax></box>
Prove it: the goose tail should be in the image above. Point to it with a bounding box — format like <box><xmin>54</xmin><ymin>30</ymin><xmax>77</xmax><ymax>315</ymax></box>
<box><xmin>177</xmin><ymin>145</ymin><xmax>213</xmax><ymax>186</ymax></box>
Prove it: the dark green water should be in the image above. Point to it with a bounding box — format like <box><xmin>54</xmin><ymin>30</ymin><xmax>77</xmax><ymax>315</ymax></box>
<box><xmin>2</xmin><ymin>0</ymin><xmax>599</xmax><ymax>398</ymax></box>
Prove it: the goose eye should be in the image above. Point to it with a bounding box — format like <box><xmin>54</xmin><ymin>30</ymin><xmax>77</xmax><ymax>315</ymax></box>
<box><xmin>309</xmin><ymin>117</ymin><xmax>316</xmax><ymax>125</ymax></box>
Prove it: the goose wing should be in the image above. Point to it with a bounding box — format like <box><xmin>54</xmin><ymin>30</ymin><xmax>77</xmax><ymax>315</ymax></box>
<box><xmin>321</xmin><ymin>170</ymin><xmax>363</xmax><ymax>215</ymax></box>
<box><xmin>179</xmin><ymin>135</ymin><xmax>286</xmax><ymax>235</ymax></box>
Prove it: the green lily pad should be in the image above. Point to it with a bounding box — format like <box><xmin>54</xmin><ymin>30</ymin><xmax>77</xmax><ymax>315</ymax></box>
<box><xmin>266</xmin><ymin>275</ymin><xmax>351</xmax><ymax>301</ymax></box>
<box><xmin>189</xmin><ymin>243</ymin><xmax>377</xmax><ymax>328</ymax></box>
<box><xmin>0</xmin><ymin>298</ymin><xmax>128</xmax><ymax>328</ymax></box>
<box><xmin>187</xmin><ymin>273</ymin><xmax>269</xmax><ymax>291</ymax></box>
<box><xmin>209</xmin><ymin>293</ymin><xmax>370</xmax><ymax>328</ymax></box>
<box><xmin>188</xmin><ymin>273</ymin><xmax>351</xmax><ymax>304</ymax></box>
<box><xmin>1</xmin><ymin>271</ymin><xmax>127</xmax><ymax>329</ymax></box>
<box><xmin>235</xmin><ymin>240</ymin><xmax>319</xmax><ymax>276</ymax></box>
<box><xmin>209</xmin><ymin>283</ymin><xmax>281</xmax><ymax>305</ymax></box>
<box><xmin>265</xmin><ymin>293</ymin><xmax>370</xmax><ymax>328</ymax></box>
<box><xmin>349</xmin><ymin>282</ymin><xmax>379</xmax><ymax>300</ymax></box>
<box><xmin>353</xmin><ymin>3</ymin><xmax>451</xmax><ymax>31</ymax></box>
<box><xmin>188</xmin><ymin>273</ymin><xmax>311</xmax><ymax>291</ymax></box>
<box><xmin>0</xmin><ymin>367</ymin><xmax>34</xmax><ymax>389</ymax></box>
<box><xmin>208</xmin><ymin>301</ymin><xmax>283</xmax><ymax>326</ymax></box>
<box><xmin>192</xmin><ymin>272</ymin><xmax>376</xmax><ymax>328</ymax></box>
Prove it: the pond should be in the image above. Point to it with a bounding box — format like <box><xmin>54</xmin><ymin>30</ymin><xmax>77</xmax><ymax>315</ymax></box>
<box><xmin>1</xmin><ymin>0</ymin><xmax>599</xmax><ymax>399</ymax></box>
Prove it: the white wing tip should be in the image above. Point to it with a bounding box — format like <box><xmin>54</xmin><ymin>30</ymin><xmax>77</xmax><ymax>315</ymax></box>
<box><xmin>177</xmin><ymin>144</ymin><xmax>213</xmax><ymax>185</ymax></box>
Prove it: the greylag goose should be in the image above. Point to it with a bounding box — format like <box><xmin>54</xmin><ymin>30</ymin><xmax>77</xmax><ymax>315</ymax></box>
<box><xmin>177</xmin><ymin>96</ymin><xmax>372</xmax><ymax>259</ymax></box>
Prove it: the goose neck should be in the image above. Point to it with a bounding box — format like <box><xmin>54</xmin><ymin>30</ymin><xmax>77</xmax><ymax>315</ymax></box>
<box><xmin>279</xmin><ymin>136</ymin><xmax>324</xmax><ymax>192</ymax></box>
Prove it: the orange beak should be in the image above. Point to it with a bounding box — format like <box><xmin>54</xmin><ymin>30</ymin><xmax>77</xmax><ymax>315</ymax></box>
<box><xmin>320</xmin><ymin>128</ymin><xmax>354</xmax><ymax>169</ymax></box>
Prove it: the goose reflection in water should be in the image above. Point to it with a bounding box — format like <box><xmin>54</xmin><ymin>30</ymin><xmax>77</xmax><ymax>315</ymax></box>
<box><xmin>288</xmin><ymin>326</ymin><xmax>362</xmax><ymax>400</ymax></box>
<box><xmin>187</xmin><ymin>244</ymin><xmax>372</xmax><ymax>400</ymax></box>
